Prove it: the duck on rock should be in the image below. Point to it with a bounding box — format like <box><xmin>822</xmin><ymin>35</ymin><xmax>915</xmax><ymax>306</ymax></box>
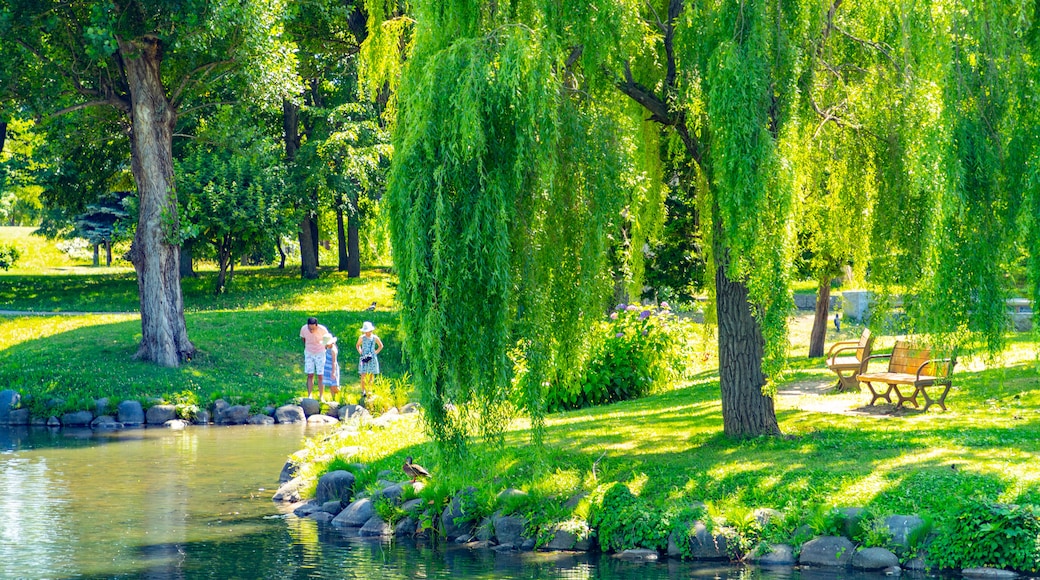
<box><xmin>403</xmin><ymin>456</ymin><xmax>430</xmax><ymax>483</ymax></box>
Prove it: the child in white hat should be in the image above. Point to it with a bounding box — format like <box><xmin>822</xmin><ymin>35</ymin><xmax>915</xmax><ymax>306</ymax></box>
<box><xmin>321</xmin><ymin>334</ymin><xmax>339</xmax><ymax>401</ymax></box>
<box><xmin>356</xmin><ymin>321</ymin><xmax>383</xmax><ymax>400</ymax></box>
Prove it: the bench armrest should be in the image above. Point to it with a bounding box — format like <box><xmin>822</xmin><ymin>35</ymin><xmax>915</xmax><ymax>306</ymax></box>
<box><xmin>828</xmin><ymin>344</ymin><xmax>861</xmax><ymax>365</ymax></box>
<box><xmin>826</xmin><ymin>340</ymin><xmax>859</xmax><ymax>356</ymax></box>
<box><xmin>917</xmin><ymin>358</ymin><xmax>955</xmax><ymax>381</ymax></box>
<box><xmin>862</xmin><ymin>353</ymin><xmax>891</xmax><ymax>372</ymax></box>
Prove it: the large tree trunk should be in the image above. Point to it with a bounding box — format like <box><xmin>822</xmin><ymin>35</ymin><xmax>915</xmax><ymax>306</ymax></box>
<box><xmin>92</xmin><ymin>243</ymin><xmax>100</xmax><ymax>266</ymax></box>
<box><xmin>0</xmin><ymin>121</ymin><xmax>7</xmax><ymax>157</ymax></box>
<box><xmin>120</xmin><ymin>36</ymin><xmax>195</xmax><ymax>367</ymax></box>
<box><xmin>808</xmin><ymin>276</ymin><xmax>832</xmax><ymax>358</ymax></box>
<box><xmin>716</xmin><ymin>251</ymin><xmax>781</xmax><ymax>438</ymax></box>
<box><xmin>283</xmin><ymin>99</ymin><xmax>319</xmax><ymax>279</ymax></box>
<box><xmin>105</xmin><ymin>240</ymin><xmax>112</xmax><ymax>266</ymax></box>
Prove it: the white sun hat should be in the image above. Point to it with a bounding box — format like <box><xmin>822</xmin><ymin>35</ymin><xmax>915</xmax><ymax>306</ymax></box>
<box><xmin>321</xmin><ymin>334</ymin><xmax>338</xmax><ymax>346</ymax></box>
<box><xmin>360</xmin><ymin>321</ymin><xmax>375</xmax><ymax>333</ymax></box>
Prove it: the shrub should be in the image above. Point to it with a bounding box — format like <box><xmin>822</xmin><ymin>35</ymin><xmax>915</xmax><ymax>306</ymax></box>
<box><xmin>929</xmin><ymin>498</ymin><xmax>1040</xmax><ymax>572</ymax></box>
<box><xmin>0</xmin><ymin>245</ymin><xmax>20</xmax><ymax>270</ymax></box>
<box><xmin>589</xmin><ymin>482</ymin><xmax>669</xmax><ymax>552</ymax></box>
<box><xmin>547</xmin><ymin>303</ymin><xmax>695</xmax><ymax>411</ymax></box>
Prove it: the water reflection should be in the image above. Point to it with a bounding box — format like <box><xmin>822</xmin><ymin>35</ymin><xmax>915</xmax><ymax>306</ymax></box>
<box><xmin>0</xmin><ymin>425</ymin><xmax>923</xmax><ymax>579</ymax></box>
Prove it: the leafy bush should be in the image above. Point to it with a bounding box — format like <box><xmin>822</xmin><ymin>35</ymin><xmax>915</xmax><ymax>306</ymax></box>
<box><xmin>0</xmin><ymin>245</ymin><xmax>20</xmax><ymax>270</ymax></box>
<box><xmin>548</xmin><ymin>304</ymin><xmax>695</xmax><ymax>411</ymax></box>
<box><xmin>589</xmin><ymin>482</ymin><xmax>669</xmax><ymax>551</ymax></box>
<box><xmin>929</xmin><ymin>498</ymin><xmax>1040</xmax><ymax>572</ymax></box>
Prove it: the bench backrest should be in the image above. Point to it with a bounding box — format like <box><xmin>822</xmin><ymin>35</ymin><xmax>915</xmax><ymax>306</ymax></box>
<box><xmin>888</xmin><ymin>341</ymin><xmax>951</xmax><ymax>376</ymax></box>
<box><xmin>856</xmin><ymin>329</ymin><xmax>874</xmax><ymax>362</ymax></box>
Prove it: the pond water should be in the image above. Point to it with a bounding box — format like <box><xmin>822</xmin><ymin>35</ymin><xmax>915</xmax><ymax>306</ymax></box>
<box><xmin>0</xmin><ymin>425</ymin><xmax>910</xmax><ymax>579</ymax></box>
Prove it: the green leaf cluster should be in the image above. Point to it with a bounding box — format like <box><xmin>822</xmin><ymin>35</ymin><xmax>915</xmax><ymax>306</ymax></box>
<box><xmin>589</xmin><ymin>482</ymin><xmax>669</xmax><ymax>552</ymax></box>
<box><xmin>930</xmin><ymin>498</ymin><xmax>1040</xmax><ymax>572</ymax></box>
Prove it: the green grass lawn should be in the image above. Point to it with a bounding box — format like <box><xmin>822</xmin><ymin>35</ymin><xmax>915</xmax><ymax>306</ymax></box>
<box><xmin>0</xmin><ymin>227</ymin><xmax>401</xmax><ymax>410</ymax></box>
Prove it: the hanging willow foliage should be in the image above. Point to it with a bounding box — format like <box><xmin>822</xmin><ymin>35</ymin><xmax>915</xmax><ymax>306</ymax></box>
<box><xmin>911</xmin><ymin>2</ymin><xmax>1038</xmax><ymax>355</ymax></box>
<box><xmin>375</xmin><ymin>0</ymin><xmax>650</xmax><ymax>456</ymax></box>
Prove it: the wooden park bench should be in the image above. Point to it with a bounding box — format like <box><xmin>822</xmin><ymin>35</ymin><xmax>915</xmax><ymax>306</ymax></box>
<box><xmin>826</xmin><ymin>328</ymin><xmax>875</xmax><ymax>392</ymax></box>
<box><xmin>857</xmin><ymin>340</ymin><xmax>956</xmax><ymax>411</ymax></box>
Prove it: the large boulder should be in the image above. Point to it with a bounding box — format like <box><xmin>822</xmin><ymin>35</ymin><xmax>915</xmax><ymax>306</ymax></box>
<box><xmin>799</xmin><ymin>536</ymin><xmax>855</xmax><ymax>567</ymax></box>
<box><xmin>61</xmin><ymin>410</ymin><xmax>94</xmax><ymax>427</ymax></box>
<box><xmin>315</xmin><ymin>470</ymin><xmax>356</xmax><ymax>505</ymax></box>
<box><xmin>332</xmin><ymin>498</ymin><xmax>375</xmax><ymax>528</ymax></box>
<box><xmin>394</xmin><ymin>517</ymin><xmax>418</xmax><ymax>536</ymax></box>
<box><xmin>884</xmin><ymin>515</ymin><xmax>924</xmax><ymax>548</ymax></box>
<box><xmin>544</xmin><ymin>528</ymin><xmax>592</xmax><ymax>551</ymax></box>
<box><xmin>682</xmin><ymin>522</ymin><xmax>729</xmax><ymax>560</ymax></box>
<box><xmin>852</xmin><ymin>547</ymin><xmax>900</xmax><ymax>570</ymax></box>
<box><xmin>275</xmin><ymin>405</ymin><xmax>306</xmax><ymax>424</ymax></box>
<box><xmin>493</xmin><ymin>515</ymin><xmax>526</xmax><ymax>546</ymax></box>
<box><xmin>441</xmin><ymin>487</ymin><xmax>479</xmax><ymax>541</ymax></box>
<box><xmin>359</xmin><ymin>515</ymin><xmax>392</xmax><ymax>537</ymax></box>
<box><xmin>748</xmin><ymin>544</ymin><xmax>796</xmax><ymax>566</ymax></box>
<box><xmin>247</xmin><ymin>414</ymin><xmax>274</xmax><ymax>425</ymax></box>
<box><xmin>273</xmin><ymin>477</ymin><xmax>305</xmax><ymax>502</ymax></box>
<box><xmin>91</xmin><ymin>416</ymin><xmax>122</xmax><ymax>429</ymax></box>
<box><xmin>146</xmin><ymin>404</ymin><xmax>176</xmax><ymax>425</ymax></box>
<box><xmin>0</xmin><ymin>390</ymin><xmax>19</xmax><ymax>424</ymax></box>
<box><xmin>216</xmin><ymin>405</ymin><xmax>250</xmax><ymax>425</ymax></box>
<box><xmin>299</xmin><ymin>398</ymin><xmax>321</xmax><ymax>417</ymax></box>
<box><xmin>7</xmin><ymin>408</ymin><xmax>29</xmax><ymax>426</ymax></box>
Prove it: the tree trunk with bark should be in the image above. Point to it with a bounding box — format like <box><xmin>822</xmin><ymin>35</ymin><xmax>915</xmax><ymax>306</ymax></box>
<box><xmin>120</xmin><ymin>36</ymin><xmax>195</xmax><ymax>367</ymax></box>
<box><xmin>105</xmin><ymin>240</ymin><xmax>112</xmax><ymax>266</ymax></box>
<box><xmin>336</xmin><ymin>194</ymin><xmax>349</xmax><ymax>272</ymax></box>
<box><xmin>283</xmin><ymin>99</ymin><xmax>319</xmax><ymax>279</ymax></box>
<box><xmin>808</xmin><ymin>276</ymin><xmax>832</xmax><ymax>358</ymax></box>
<box><xmin>716</xmin><ymin>248</ymin><xmax>781</xmax><ymax>438</ymax></box>
<box><xmin>0</xmin><ymin>121</ymin><xmax>7</xmax><ymax>157</ymax></box>
<box><xmin>346</xmin><ymin>201</ymin><xmax>360</xmax><ymax>278</ymax></box>
<box><xmin>92</xmin><ymin>243</ymin><xmax>100</xmax><ymax>266</ymax></box>
<box><xmin>276</xmin><ymin>236</ymin><xmax>286</xmax><ymax>269</ymax></box>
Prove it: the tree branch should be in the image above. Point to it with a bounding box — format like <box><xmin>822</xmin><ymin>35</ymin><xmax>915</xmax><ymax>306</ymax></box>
<box><xmin>170</xmin><ymin>59</ymin><xmax>235</xmax><ymax>108</ymax></box>
<box><xmin>49</xmin><ymin>99</ymin><xmax>131</xmax><ymax>118</ymax></box>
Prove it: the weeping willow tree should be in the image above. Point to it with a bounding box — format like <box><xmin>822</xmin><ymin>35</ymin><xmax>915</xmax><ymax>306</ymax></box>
<box><xmin>909</xmin><ymin>2</ymin><xmax>1039</xmax><ymax>354</ymax></box>
<box><xmin>366</xmin><ymin>0</ymin><xmax>1039</xmax><ymax>452</ymax></box>
<box><xmin>372</xmin><ymin>0</ymin><xmax>652</xmax><ymax>455</ymax></box>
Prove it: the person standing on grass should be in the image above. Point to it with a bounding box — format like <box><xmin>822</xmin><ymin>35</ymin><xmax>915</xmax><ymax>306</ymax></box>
<box><xmin>322</xmin><ymin>333</ymin><xmax>340</xmax><ymax>401</ymax></box>
<box><xmin>299</xmin><ymin>317</ymin><xmax>329</xmax><ymax>400</ymax></box>
<box><xmin>356</xmin><ymin>321</ymin><xmax>383</xmax><ymax>400</ymax></box>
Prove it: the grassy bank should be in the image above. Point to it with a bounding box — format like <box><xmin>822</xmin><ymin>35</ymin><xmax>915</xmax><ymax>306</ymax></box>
<box><xmin>290</xmin><ymin>322</ymin><xmax>1040</xmax><ymax>569</ymax></box>
<box><xmin>0</xmin><ymin>255</ymin><xmax>402</xmax><ymax>412</ymax></box>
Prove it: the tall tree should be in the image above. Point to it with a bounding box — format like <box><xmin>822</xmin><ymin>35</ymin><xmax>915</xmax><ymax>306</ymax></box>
<box><xmin>283</xmin><ymin>0</ymin><xmax>369</xmax><ymax>279</ymax></box>
<box><xmin>2</xmin><ymin>0</ymin><xmax>297</xmax><ymax>366</ymax></box>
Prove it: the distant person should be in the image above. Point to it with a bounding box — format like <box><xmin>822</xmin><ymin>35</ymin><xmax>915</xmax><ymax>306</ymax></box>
<box><xmin>322</xmin><ymin>334</ymin><xmax>340</xmax><ymax>402</ymax></box>
<box><xmin>834</xmin><ymin>313</ymin><xmax>841</xmax><ymax>332</ymax></box>
<box><xmin>299</xmin><ymin>317</ymin><xmax>329</xmax><ymax>400</ymax></box>
<box><xmin>356</xmin><ymin>321</ymin><xmax>383</xmax><ymax>400</ymax></box>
